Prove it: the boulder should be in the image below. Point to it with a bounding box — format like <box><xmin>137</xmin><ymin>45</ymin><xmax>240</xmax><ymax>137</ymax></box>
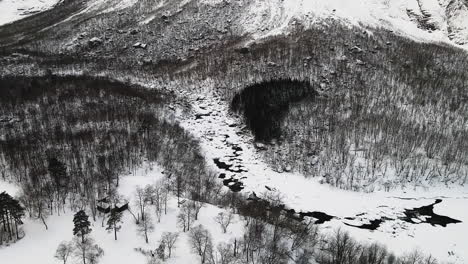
<box><xmin>267</xmin><ymin>61</ymin><xmax>277</xmax><ymax>66</ymax></box>
<box><xmin>254</xmin><ymin>142</ymin><xmax>267</xmax><ymax>150</ymax></box>
<box><xmin>88</xmin><ymin>37</ymin><xmax>103</xmax><ymax>47</ymax></box>
<box><xmin>133</xmin><ymin>42</ymin><xmax>147</xmax><ymax>49</ymax></box>
<box><xmin>350</xmin><ymin>45</ymin><xmax>363</xmax><ymax>53</ymax></box>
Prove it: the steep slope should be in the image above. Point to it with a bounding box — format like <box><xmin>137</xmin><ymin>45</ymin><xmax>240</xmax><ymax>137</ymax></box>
<box><xmin>4</xmin><ymin>0</ymin><xmax>467</xmax><ymax>48</ymax></box>
<box><xmin>1</xmin><ymin>1</ymin><xmax>468</xmax><ymax>263</ymax></box>
<box><xmin>240</xmin><ymin>0</ymin><xmax>468</xmax><ymax>47</ymax></box>
<box><xmin>446</xmin><ymin>0</ymin><xmax>468</xmax><ymax>44</ymax></box>
<box><xmin>0</xmin><ymin>0</ymin><xmax>62</xmax><ymax>26</ymax></box>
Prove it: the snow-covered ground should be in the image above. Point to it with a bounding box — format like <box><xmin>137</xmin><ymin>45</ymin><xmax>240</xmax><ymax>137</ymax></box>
<box><xmin>0</xmin><ymin>179</ymin><xmax>20</xmax><ymax>195</ymax></box>
<box><xmin>0</xmin><ymin>165</ymin><xmax>243</xmax><ymax>264</ymax></box>
<box><xmin>241</xmin><ymin>0</ymin><xmax>468</xmax><ymax>48</ymax></box>
<box><xmin>178</xmin><ymin>90</ymin><xmax>468</xmax><ymax>263</ymax></box>
<box><xmin>1</xmin><ymin>89</ymin><xmax>467</xmax><ymax>263</ymax></box>
<box><xmin>14</xmin><ymin>0</ymin><xmax>464</xmax><ymax>49</ymax></box>
<box><xmin>0</xmin><ymin>0</ymin><xmax>61</xmax><ymax>26</ymax></box>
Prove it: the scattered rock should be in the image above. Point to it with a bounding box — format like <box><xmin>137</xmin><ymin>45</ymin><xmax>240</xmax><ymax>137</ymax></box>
<box><xmin>254</xmin><ymin>142</ymin><xmax>267</xmax><ymax>150</ymax></box>
<box><xmin>88</xmin><ymin>37</ymin><xmax>103</xmax><ymax>47</ymax></box>
<box><xmin>195</xmin><ymin>109</ymin><xmax>212</xmax><ymax>119</ymax></box>
<box><xmin>77</xmin><ymin>32</ymin><xmax>87</xmax><ymax>40</ymax></box>
<box><xmin>0</xmin><ymin>116</ymin><xmax>20</xmax><ymax>125</ymax></box>
<box><xmin>10</xmin><ymin>52</ymin><xmax>28</xmax><ymax>58</ymax></box>
<box><xmin>130</xmin><ymin>29</ymin><xmax>138</xmax><ymax>35</ymax></box>
<box><xmin>247</xmin><ymin>192</ymin><xmax>260</xmax><ymax>201</ymax></box>
<box><xmin>225</xmin><ymin>120</ymin><xmax>237</xmax><ymax>127</ymax></box>
<box><xmin>142</xmin><ymin>58</ymin><xmax>153</xmax><ymax>65</ymax></box>
<box><xmin>338</xmin><ymin>55</ymin><xmax>348</xmax><ymax>62</ymax></box>
<box><xmin>133</xmin><ymin>42</ymin><xmax>147</xmax><ymax>49</ymax></box>
<box><xmin>350</xmin><ymin>45</ymin><xmax>363</xmax><ymax>53</ymax></box>
<box><xmin>284</xmin><ymin>165</ymin><xmax>292</xmax><ymax>172</ymax></box>
<box><xmin>267</xmin><ymin>61</ymin><xmax>277</xmax><ymax>67</ymax></box>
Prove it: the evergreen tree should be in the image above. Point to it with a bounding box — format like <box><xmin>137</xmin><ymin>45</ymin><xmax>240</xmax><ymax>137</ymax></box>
<box><xmin>73</xmin><ymin>210</ymin><xmax>91</xmax><ymax>243</ymax></box>
<box><xmin>0</xmin><ymin>192</ymin><xmax>25</xmax><ymax>242</ymax></box>
<box><xmin>105</xmin><ymin>210</ymin><xmax>122</xmax><ymax>240</ymax></box>
<box><xmin>9</xmin><ymin>197</ymin><xmax>25</xmax><ymax>239</ymax></box>
<box><xmin>156</xmin><ymin>242</ymin><xmax>166</xmax><ymax>261</ymax></box>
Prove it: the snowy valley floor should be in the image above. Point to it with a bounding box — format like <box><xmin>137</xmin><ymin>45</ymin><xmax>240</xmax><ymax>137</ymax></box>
<box><xmin>177</xmin><ymin>90</ymin><xmax>468</xmax><ymax>264</ymax></box>
<box><xmin>0</xmin><ymin>86</ymin><xmax>467</xmax><ymax>264</ymax></box>
<box><xmin>0</xmin><ymin>159</ymin><xmax>467</xmax><ymax>263</ymax></box>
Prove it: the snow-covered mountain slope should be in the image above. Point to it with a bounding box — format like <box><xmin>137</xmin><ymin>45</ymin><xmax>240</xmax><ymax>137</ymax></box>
<box><xmin>3</xmin><ymin>0</ymin><xmax>466</xmax><ymax>49</ymax></box>
<box><xmin>0</xmin><ymin>0</ymin><xmax>62</xmax><ymax>26</ymax></box>
<box><xmin>61</xmin><ymin>0</ymin><xmax>468</xmax><ymax>48</ymax></box>
<box><xmin>241</xmin><ymin>0</ymin><xmax>468</xmax><ymax>47</ymax></box>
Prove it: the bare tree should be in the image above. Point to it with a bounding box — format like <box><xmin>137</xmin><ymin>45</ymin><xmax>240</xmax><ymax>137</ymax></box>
<box><xmin>317</xmin><ymin>228</ymin><xmax>361</xmax><ymax>264</ymax></box>
<box><xmin>161</xmin><ymin>178</ymin><xmax>170</xmax><ymax>215</ymax></box>
<box><xmin>160</xmin><ymin>232</ymin><xmax>179</xmax><ymax>258</ymax></box>
<box><xmin>135</xmin><ymin>186</ymin><xmax>150</xmax><ymax>222</ymax></box>
<box><xmin>213</xmin><ymin>242</ymin><xmax>237</xmax><ymax>264</ymax></box>
<box><xmin>174</xmin><ymin>173</ymin><xmax>185</xmax><ymax>207</ymax></box>
<box><xmin>189</xmin><ymin>225</ymin><xmax>214</xmax><ymax>264</ymax></box>
<box><xmin>73</xmin><ymin>237</ymin><xmax>104</xmax><ymax>264</ymax></box>
<box><xmin>401</xmin><ymin>250</ymin><xmax>425</xmax><ymax>264</ymax></box>
<box><xmin>177</xmin><ymin>203</ymin><xmax>193</xmax><ymax>232</ymax></box>
<box><xmin>147</xmin><ymin>257</ymin><xmax>162</xmax><ymax>264</ymax></box>
<box><xmin>358</xmin><ymin>242</ymin><xmax>388</xmax><ymax>264</ymax></box>
<box><xmin>54</xmin><ymin>241</ymin><xmax>74</xmax><ymax>264</ymax></box>
<box><xmin>138</xmin><ymin>213</ymin><xmax>154</xmax><ymax>243</ymax></box>
<box><xmin>215</xmin><ymin>211</ymin><xmax>234</xmax><ymax>233</ymax></box>
<box><xmin>152</xmin><ymin>182</ymin><xmax>163</xmax><ymax>222</ymax></box>
<box><xmin>190</xmin><ymin>200</ymin><xmax>204</xmax><ymax>221</ymax></box>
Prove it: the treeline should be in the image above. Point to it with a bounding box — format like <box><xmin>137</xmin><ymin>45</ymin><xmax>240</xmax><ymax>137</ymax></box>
<box><xmin>0</xmin><ymin>75</ymin><xmax>214</xmax><ymax>227</ymax></box>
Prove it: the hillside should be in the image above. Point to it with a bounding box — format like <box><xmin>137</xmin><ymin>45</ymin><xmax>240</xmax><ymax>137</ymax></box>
<box><xmin>0</xmin><ymin>0</ymin><xmax>467</xmax><ymax>264</ymax></box>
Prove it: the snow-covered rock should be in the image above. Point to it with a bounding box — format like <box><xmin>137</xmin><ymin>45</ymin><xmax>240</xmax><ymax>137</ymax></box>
<box><xmin>0</xmin><ymin>0</ymin><xmax>61</xmax><ymax>26</ymax></box>
<box><xmin>240</xmin><ymin>0</ymin><xmax>468</xmax><ymax>48</ymax></box>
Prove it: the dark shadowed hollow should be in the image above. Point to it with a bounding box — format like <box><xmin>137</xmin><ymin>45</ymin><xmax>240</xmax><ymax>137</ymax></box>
<box><xmin>231</xmin><ymin>79</ymin><xmax>317</xmax><ymax>142</ymax></box>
